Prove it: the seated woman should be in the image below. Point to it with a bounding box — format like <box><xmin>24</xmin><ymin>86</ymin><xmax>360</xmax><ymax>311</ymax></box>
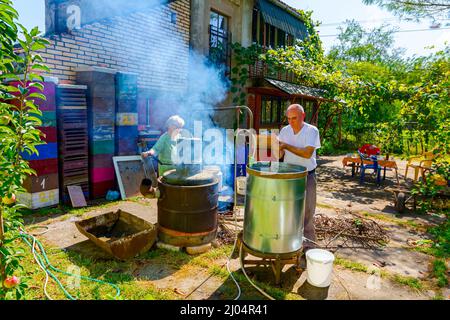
<box><xmin>141</xmin><ymin>115</ymin><xmax>185</xmax><ymax>176</ymax></box>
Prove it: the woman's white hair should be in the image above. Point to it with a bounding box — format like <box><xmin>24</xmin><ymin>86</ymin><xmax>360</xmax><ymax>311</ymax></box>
<box><xmin>166</xmin><ymin>115</ymin><xmax>185</xmax><ymax>129</ymax></box>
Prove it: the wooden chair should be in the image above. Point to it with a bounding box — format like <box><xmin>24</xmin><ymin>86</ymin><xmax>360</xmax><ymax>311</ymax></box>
<box><xmin>405</xmin><ymin>151</ymin><xmax>438</xmax><ymax>182</ymax></box>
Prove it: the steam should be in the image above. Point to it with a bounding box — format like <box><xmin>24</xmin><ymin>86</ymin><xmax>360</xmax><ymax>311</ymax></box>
<box><xmin>79</xmin><ymin>0</ymin><xmax>247</xmax><ymax>187</ymax></box>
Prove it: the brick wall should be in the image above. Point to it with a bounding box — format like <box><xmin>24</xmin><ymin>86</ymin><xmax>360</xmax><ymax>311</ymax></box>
<box><xmin>40</xmin><ymin>0</ymin><xmax>190</xmax><ymax>93</ymax></box>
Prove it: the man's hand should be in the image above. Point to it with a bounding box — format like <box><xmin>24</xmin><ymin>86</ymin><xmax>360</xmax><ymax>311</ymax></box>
<box><xmin>281</xmin><ymin>143</ymin><xmax>315</xmax><ymax>159</ymax></box>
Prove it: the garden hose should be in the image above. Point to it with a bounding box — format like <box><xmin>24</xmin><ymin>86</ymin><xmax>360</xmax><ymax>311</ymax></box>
<box><xmin>237</xmin><ymin>236</ymin><xmax>319</xmax><ymax>300</ymax></box>
<box><xmin>19</xmin><ymin>231</ymin><xmax>121</xmax><ymax>300</ymax></box>
<box><xmin>238</xmin><ymin>242</ymin><xmax>275</xmax><ymax>300</ymax></box>
<box><xmin>31</xmin><ymin>235</ymin><xmax>54</xmax><ymax>300</ymax></box>
<box><xmin>225</xmin><ymin>206</ymin><xmax>242</xmax><ymax>300</ymax></box>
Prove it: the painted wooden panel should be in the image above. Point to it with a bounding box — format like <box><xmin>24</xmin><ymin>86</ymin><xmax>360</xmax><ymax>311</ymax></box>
<box><xmin>38</xmin><ymin>111</ymin><xmax>57</xmax><ymax>127</ymax></box>
<box><xmin>29</xmin><ymin>159</ymin><xmax>59</xmax><ymax>175</ymax></box>
<box><xmin>90</xmin><ymin>140</ymin><xmax>114</xmax><ymax>155</ymax></box>
<box><xmin>116</xmin><ymin>113</ymin><xmax>138</xmax><ymax>126</ymax></box>
<box><xmin>22</xmin><ymin>173</ymin><xmax>59</xmax><ymax>193</ymax></box>
<box><xmin>22</xmin><ymin>143</ymin><xmax>58</xmax><ymax>160</ymax></box>
<box><xmin>116</xmin><ymin>139</ymin><xmax>137</xmax><ymax>156</ymax></box>
<box><xmin>17</xmin><ymin>189</ymin><xmax>59</xmax><ymax>209</ymax></box>
<box><xmin>38</xmin><ymin>126</ymin><xmax>57</xmax><ymax>143</ymax></box>
<box><xmin>89</xmin><ymin>154</ymin><xmax>114</xmax><ymax>168</ymax></box>
<box><xmin>91</xmin><ymin>97</ymin><xmax>115</xmax><ymax>112</ymax></box>
<box><xmin>93</xmin><ymin>126</ymin><xmax>115</xmax><ymax>141</ymax></box>
<box><xmin>115</xmin><ymin>125</ymin><xmax>138</xmax><ymax>139</ymax></box>
<box><xmin>91</xmin><ymin>167</ymin><xmax>115</xmax><ymax>183</ymax></box>
<box><xmin>34</xmin><ymin>82</ymin><xmax>56</xmax><ymax>111</ymax></box>
<box><xmin>8</xmin><ymin>81</ymin><xmax>56</xmax><ymax>111</ymax></box>
<box><xmin>116</xmin><ymin>98</ymin><xmax>137</xmax><ymax>113</ymax></box>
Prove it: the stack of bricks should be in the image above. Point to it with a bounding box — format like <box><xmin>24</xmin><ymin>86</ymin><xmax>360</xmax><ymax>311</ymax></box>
<box><xmin>56</xmin><ymin>84</ymin><xmax>90</xmax><ymax>203</ymax></box>
<box><xmin>18</xmin><ymin>79</ymin><xmax>60</xmax><ymax>209</ymax></box>
<box><xmin>76</xmin><ymin>67</ymin><xmax>116</xmax><ymax>199</ymax></box>
<box><xmin>115</xmin><ymin>72</ymin><xmax>138</xmax><ymax>156</ymax></box>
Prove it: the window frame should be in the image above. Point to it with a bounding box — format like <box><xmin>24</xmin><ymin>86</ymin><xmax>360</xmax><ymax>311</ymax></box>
<box><xmin>209</xmin><ymin>10</ymin><xmax>231</xmax><ymax>76</ymax></box>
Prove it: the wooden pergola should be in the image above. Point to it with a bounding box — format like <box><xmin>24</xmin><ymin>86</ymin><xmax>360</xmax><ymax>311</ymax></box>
<box><xmin>247</xmin><ymin>78</ymin><xmax>343</xmax><ymax>143</ymax></box>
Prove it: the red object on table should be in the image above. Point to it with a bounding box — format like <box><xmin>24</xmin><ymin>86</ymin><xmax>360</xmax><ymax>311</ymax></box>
<box><xmin>358</xmin><ymin>144</ymin><xmax>380</xmax><ymax>156</ymax></box>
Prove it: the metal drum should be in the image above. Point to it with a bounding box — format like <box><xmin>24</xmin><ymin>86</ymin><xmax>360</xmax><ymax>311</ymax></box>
<box><xmin>243</xmin><ymin>162</ymin><xmax>307</xmax><ymax>254</ymax></box>
<box><xmin>157</xmin><ymin>170</ymin><xmax>219</xmax><ymax>247</ymax></box>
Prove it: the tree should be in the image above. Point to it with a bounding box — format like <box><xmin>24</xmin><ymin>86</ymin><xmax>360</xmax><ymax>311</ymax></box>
<box><xmin>0</xmin><ymin>0</ymin><xmax>50</xmax><ymax>299</ymax></box>
<box><xmin>362</xmin><ymin>0</ymin><xmax>450</xmax><ymax>21</ymax></box>
<box><xmin>328</xmin><ymin>20</ymin><xmax>405</xmax><ymax>65</ymax></box>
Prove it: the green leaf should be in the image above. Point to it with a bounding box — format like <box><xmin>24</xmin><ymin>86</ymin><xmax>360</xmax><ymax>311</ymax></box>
<box><xmin>31</xmin><ymin>42</ymin><xmax>46</xmax><ymax>51</ymax></box>
<box><xmin>28</xmin><ymin>73</ymin><xmax>44</xmax><ymax>82</ymax></box>
<box><xmin>28</xmin><ymin>82</ymin><xmax>44</xmax><ymax>91</ymax></box>
<box><xmin>31</xmin><ymin>63</ymin><xmax>51</xmax><ymax>72</ymax></box>
<box><xmin>30</xmin><ymin>26</ymin><xmax>40</xmax><ymax>37</ymax></box>
<box><xmin>17</xmin><ymin>85</ymin><xmax>29</xmax><ymax>96</ymax></box>
<box><xmin>28</xmin><ymin>93</ymin><xmax>47</xmax><ymax>101</ymax></box>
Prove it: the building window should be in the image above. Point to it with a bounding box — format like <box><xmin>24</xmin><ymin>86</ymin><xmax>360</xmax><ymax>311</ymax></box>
<box><xmin>209</xmin><ymin>11</ymin><xmax>231</xmax><ymax>75</ymax></box>
<box><xmin>261</xmin><ymin>96</ymin><xmax>289</xmax><ymax>126</ymax></box>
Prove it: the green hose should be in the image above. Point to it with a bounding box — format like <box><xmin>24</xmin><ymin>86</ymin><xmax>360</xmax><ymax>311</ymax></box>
<box><xmin>20</xmin><ymin>232</ymin><xmax>121</xmax><ymax>300</ymax></box>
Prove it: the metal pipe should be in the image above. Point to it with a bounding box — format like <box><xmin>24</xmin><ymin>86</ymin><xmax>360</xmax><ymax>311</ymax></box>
<box><xmin>190</xmin><ymin>106</ymin><xmax>254</xmax><ymax>211</ymax></box>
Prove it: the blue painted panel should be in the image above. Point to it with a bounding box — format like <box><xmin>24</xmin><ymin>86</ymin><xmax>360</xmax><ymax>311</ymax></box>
<box><xmin>21</xmin><ymin>143</ymin><xmax>58</xmax><ymax>160</ymax></box>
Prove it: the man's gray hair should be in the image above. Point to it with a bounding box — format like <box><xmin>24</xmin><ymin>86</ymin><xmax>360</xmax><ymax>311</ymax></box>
<box><xmin>286</xmin><ymin>104</ymin><xmax>305</xmax><ymax>115</ymax></box>
<box><xmin>166</xmin><ymin>115</ymin><xmax>185</xmax><ymax>129</ymax></box>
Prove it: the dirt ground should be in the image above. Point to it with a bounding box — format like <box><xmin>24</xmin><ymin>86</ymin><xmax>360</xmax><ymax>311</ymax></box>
<box><xmin>24</xmin><ymin>155</ymin><xmax>448</xmax><ymax>300</ymax></box>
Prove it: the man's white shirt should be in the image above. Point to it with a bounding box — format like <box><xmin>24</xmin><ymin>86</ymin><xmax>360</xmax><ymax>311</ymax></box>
<box><xmin>279</xmin><ymin>123</ymin><xmax>321</xmax><ymax>172</ymax></box>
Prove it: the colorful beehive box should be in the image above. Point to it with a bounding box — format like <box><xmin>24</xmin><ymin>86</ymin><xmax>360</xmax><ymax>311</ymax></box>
<box><xmin>76</xmin><ymin>66</ymin><xmax>117</xmax><ymax>199</ymax></box>
<box><xmin>18</xmin><ymin>78</ymin><xmax>60</xmax><ymax>209</ymax></box>
<box><xmin>115</xmin><ymin>72</ymin><xmax>138</xmax><ymax>156</ymax></box>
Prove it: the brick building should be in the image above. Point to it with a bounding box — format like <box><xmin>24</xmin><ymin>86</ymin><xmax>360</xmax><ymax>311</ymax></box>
<box><xmin>42</xmin><ymin>0</ymin><xmax>190</xmax><ymax>90</ymax></box>
<box><xmin>18</xmin><ymin>0</ymin><xmax>321</xmax><ymax>207</ymax></box>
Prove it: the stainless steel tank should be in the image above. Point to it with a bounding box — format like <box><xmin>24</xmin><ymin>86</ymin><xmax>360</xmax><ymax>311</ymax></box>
<box><xmin>243</xmin><ymin>162</ymin><xmax>307</xmax><ymax>254</ymax></box>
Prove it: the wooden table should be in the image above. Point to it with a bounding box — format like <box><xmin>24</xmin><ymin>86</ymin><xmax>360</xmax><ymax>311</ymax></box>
<box><xmin>342</xmin><ymin>156</ymin><xmax>400</xmax><ymax>184</ymax></box>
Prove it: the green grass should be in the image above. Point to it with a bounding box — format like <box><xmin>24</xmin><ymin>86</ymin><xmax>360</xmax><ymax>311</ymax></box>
<box><xmin>335</xmin><ymin>257</ymin><xmax>368</xmax><ymax>273</ymax></box>
<box><xmin>13</xmin><ymin>237</ymin><xmax>304</xmax><ymax>300</ymax></box>
<box><xmin>335</xmin><ymin>256</ymin><xmax>427</xmax><ymax>291</ymax></box>
<box><xmin>186</xmin><ymin>245</ymin><xmax>302</xmax><ymax>300</ymax></box>
<box><xmin>22</xmin><ymin>200</ymin><xmax>124</xmax><ymax>224</ymax></box>
<box><xmin>432</xmin><ymin>259</ymin><xmax>448</xmax><ymax>288</ymax></box>
<box><xmin>14</xmin><ymin>238</ymin><xmax>186</xmax><ymax>300</ymax></box>
<box><xmin>390</xmin><ymin>274</ymin><xmax>423</xmax><ymax>290</ymax></box>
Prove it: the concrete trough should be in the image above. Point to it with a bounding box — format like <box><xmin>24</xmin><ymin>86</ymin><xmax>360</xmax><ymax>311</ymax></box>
<box><xmin>75</xmin><ymin>209</ymin><xmax>157</xmax><ymax>260</ymax></box>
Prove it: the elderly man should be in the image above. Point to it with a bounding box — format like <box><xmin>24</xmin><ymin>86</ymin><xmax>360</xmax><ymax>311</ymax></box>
<box><xmin>142</xmin><ymin>115</ymin><xmax>185</xmax><ymax>176</ymax></box>
<box><xmin>278</xmin><ymin>104</ymin><xmax>321</xmax><ymax>252</ymax></box>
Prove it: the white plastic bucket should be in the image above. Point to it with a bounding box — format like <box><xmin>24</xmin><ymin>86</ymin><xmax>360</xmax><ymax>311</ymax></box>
<box><xmin>203</xmin><ymin>166</ymin><xmax>223</xmax><ymax>192</ymax></box>
<box><xmin>306</xmin><ymin>249</ymin><xmax>335</xmax><ymax>287</ymax></box>
<box><xmin>236</xmin><ymin>176</ymin><xmax>247</xmax><ymax>195</ymax></box>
